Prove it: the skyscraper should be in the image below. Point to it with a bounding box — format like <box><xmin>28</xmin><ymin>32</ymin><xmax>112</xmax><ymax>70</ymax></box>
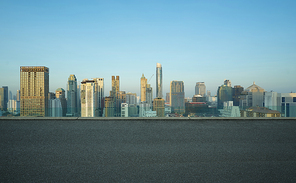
<box><xmin>20</xmin><ymin>66</ymin><xmax>49</xmax><ymax>116</ymax></box>
<box><xmin>140</xmin><ymin>74</ymin><xmax>147</xmax><ymax>102</ymax></box>
<box><xmin>156</xmin><ymin>63</ymin><xmax>163</xmax><ymax>98</ymax></box>
<box><xmin>2</xmin><ymin>86</ymin><xmax>8</xmax><ymax>111</ymax></box>
<box><xmin>80</xmin><ymin>79</ymin><xmax>95</xmax><ymax>117</ymax></box>
<box><xmin>67</xmin><ymin>74</ymin><xmax>78</xmax><ymax>117</ymax></box>
<box><xmin>170</xmin><ymin>81</ymin><xmax>185</xmax><ymax>114</ymax></box>
<box><xmin>56</xmin><ymin>88</ymin><xmax>67</xmax><ymax>117</ymax></box>
<box><xmin>146</xmin><ymin>84</ymin><xmax>153</xmax><ymax>106</ymax></box>
<box><xmin>217</xmin><ymin>80</ymin><xmax>232</xmax><ymax>109</ymax></box>
<box><xmin>195</xmin><ymin>82</ymin><xmax>206</xmax><ymax>96</ymax></box>
<box><xmin>93</xmin><ymin>78</ymin><xmax>104</xmax><ymax>117</ymax></box>
<box><xmin>0</xmin><ymin>88</ymin><xmax>4</xmax><ymax>111</ymax></box>
<box><xmin>111</xmin><ymin>76</ymin><xmax>119</xmax><ymax>98</ymax></box>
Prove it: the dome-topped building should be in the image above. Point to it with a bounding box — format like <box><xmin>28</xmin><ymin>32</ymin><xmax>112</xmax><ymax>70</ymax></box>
<box><xmin>240</xmin><ymin>82</ymin><xmax>265</xmax><ymax>108</ymax></box>
<box><xmin>244</xmin><ymin>82</ymin><xmax>265</xmax><ymax>93</ymax></box>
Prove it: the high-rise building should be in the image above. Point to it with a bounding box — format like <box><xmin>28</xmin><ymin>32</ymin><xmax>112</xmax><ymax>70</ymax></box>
<box><xmin>217</xmin><ymin>80</ymin><xmax>233</xmax><ymax>109</ymax></box>
<box><xmin>126</xmin><ymin>92</ymin><xmax>137</xmax><ymax>105</ymax></box>
<box><xmin>224</xmin><ymin>80</ymin><xmax>231</xmax><ymax>87</ymax></box>
<box><xmin>232</xmin><ymin>85</ymin><xmax>244</xmax><ymax>106</ymax></box>
<box><xmin>56</xmin><ymin>88</ymin><xmax>67</xmax><ymax>117</ymax></box>
<box><xmin>93</xmin><ymin>78</ymin><xmax>104</xmax><ymax>117</ymax></box>
<box><xmin>195</xmin><ymin>82</ymin><xmax>206</xmax><ymax>96</ymax></box>
<box><xmin>170</xmin><ymin>81</ymin><xmax>185</xmax><ymax>114</ymax></box>
<box><xmin>156</xmin><ymin>63</ymin><xmax>163</xmax><ymax>98</ymax></box>
<box><xmin>67</xmin><ymin>75</ymin><xmax>78</xmax><ymax>117</ymax></box>
<box><xmin>111</xmin><ymin>76</ymin><xmax>120</xmax><ymax>98</ymax></box>
<box><xmin>240</xmin><ymin>82</ymin><xmax>265</xmax><ymax>109</ymax></box>
<box><xmin>0</xmin><ymin>88</ymin><xmax>4</xmax><ymax>111</ymax></box>
<box><xmin>110</xmin><ymin>76</ymin><xmax>120</xmax><ymax>117</ymax></box>
<box><xmin>166</xmin><ymin>93</ymin><xmax>170</xmax><ymax>104</ymax></box>
<box><xmin>121</xmin><ymin>103</ymin><xmax>129</xmax><ymax>117</ymax></box>
<box><xmin>16</xmin><ymin>90</ymin><xmax>20</xmax><ymax>102</ymax></box>
<box><xmin>146</xmin><ymin>84</ymin><xmax>153</xmax><ymax>106</ymax></box>
<box><xmin>141</xmin><ymin>74</ymin><xmax>147</xmax><ymax>102</ymax></box>
<box><xmin>20</xmin><ymin>66</ymin><xmax>49</xmax><ymax>116</ymax></box>
<box><xmin>2</xmin><ymin>86</ymin><xmax>8</xmax><ymax>111</ymax></box>
<box><xmin>153</xmin><ymin>98</ymin><xmax>165</xmax><ymax>117</ymax></box>
<box><xmin>80</xmin><ymin>79</ymin><xmax>95</xmax><ymax>117</ymax></box>
<box><xmin>104</xmin><ymin>96</ymin><xmax>114</xmax><ymax>117</ymax></box>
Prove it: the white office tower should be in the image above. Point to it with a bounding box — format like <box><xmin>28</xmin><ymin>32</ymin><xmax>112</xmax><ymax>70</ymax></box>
<box><xmin>48</xmin><ymin>98</ymin><xmax>62</xmax><ymax>117</ymax></box>
<box><xmin>81</xmin><ymin>79</ymin><xmax>95</xmax><ymax>117</ymax></box>
<box><xmin>121</xmin><ymin>103</ymin><xmax>129</xmax><ymax>117</ymax></box>
<box><xmin>156</xmin><ymin>63</ymin><xmax>163</xmax><ymax>98</ymax></box>
<box><xmin>139</xmin><ymin>102</ymin><xmax>151</xmax><ymax>117</ymax></box>
<box><xmin>7</xmin><ymin>99</ymin><xmax>16</xmax><ymax>113</ymax></box>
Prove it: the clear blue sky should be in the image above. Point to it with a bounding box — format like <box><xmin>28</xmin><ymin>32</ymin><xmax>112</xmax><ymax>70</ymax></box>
<box><xmin>1</xmin><ymin>0</ymin><xmax>295</xmax><ymax>98</ymax></box>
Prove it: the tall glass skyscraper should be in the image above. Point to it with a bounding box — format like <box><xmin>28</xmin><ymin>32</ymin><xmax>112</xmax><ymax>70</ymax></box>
<box><xmin>156</xmin><ymin>63</ymin><xmax>162</xmax><ymax>98</ymax></box>
<box><xmin>67</xmin><ymin>74</ymin><xmax>78</xmax><ymax>116</ymax></box>
<box><xmin>20</xmin><ymin>66</ymin><xmax>49</xmax><ymax>116</ymax></box>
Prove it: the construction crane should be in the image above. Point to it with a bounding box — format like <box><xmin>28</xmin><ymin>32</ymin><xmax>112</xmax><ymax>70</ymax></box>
<box><xmin>148</xmin><ymin>74</ymin><xmax>154</xmax><ymax>84</ymax></box>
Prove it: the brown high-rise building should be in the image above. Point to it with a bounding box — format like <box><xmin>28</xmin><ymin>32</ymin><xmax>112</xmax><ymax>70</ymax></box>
<box><xmin>140</xmin><ymin>74</ymin><xmax>147</xmax><ymax>102</ymax></box>
<box><xmin>153</xmin><ymin>98</ymin><xmax>165</xmax><ymax>117</ymax></box>
<box><xmin>20</xmin><ymin>66</ymin><xmax>49</xmax><ymax>116</ymax></box>
<box><xmin>111</xmin><ymin>76</ymin><xmax>120</xmax><ymax>98</ymax></box>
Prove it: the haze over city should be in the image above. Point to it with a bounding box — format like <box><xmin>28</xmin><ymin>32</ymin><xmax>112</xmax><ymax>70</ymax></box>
<box><xmin>1</xmin><ymin>0</ymin><xmax>295</xmax><ymax>97</ymax></box>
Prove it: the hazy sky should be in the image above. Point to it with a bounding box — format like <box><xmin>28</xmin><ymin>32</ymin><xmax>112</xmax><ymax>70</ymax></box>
<box><xmin>1</xmin><ymin>0</ymin><xmax>295</xmax><ymax>98</ymax></box>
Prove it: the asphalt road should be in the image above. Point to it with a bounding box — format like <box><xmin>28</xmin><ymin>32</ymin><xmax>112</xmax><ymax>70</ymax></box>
<box><xmin>1</xmin><ymin>119</ymin><xmax>296</xmax><ymax>182</ymax></box>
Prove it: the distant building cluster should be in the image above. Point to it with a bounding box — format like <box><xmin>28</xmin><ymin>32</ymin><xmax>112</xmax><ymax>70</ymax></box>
<box><xmin>1</xmin><ymin>64</ymin><xmax>296</xmax><ymax>118</ymax></box>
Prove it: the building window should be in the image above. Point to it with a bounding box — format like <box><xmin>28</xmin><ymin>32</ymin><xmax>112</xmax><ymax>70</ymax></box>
<box><xmin>293</xmin><ymin>97</ymin><xmax>296</xmax><ymax>102</ymax></box>
<box><xmin>282</xmin><ymin>97</ymin><xmax>285</xmax><ymax>103</ymax></box>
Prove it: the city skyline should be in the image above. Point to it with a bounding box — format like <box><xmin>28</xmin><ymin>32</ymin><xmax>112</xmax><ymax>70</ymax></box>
<box><xmin>1</xmin><ymin>1</ymin><xmax>296</xmax><ymax>97</ymax></box>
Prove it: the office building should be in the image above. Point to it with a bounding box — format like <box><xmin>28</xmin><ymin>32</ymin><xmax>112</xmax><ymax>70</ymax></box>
<box><xmin>166</xmin><ymin>93</ymin><xmax>170</xmax><ymax>104</ymax></box>
<box><xmin>146</xmin><ymin>84</ymin><xmax>153</xmax><ymax>106</ymax></box>
<box><xmin>153</xmin><ymin>98</ymin><xmax>165</xmax><ymax>117</ymax></box>
<box><xmin>20</xmin><ymin>66</ymin><xmax>49</xmax><ymax>116</ymax></box>
<box><xmin>265</xmin><ymin>92</ymin><xmax>296</xmax><ymax>117</ymax></box>
<box><xmin>232</xmin><ymin>85</ymin><xmax>244</xmax><ymax>106</ymax></box>
<box><xmin>195</xmin><ymin>82</ymin><xmax>206</xmax><ymax>96</ymax></box>
<box><xmin>139</xmin><ymin>102</ymin><xmax>151</xmax><ymax>117</ymax></box>
<box><xmin>93</xmin><ymin>78</ymin><xmax>104</xmax><ymax>117</ymax></box>
<box><xmin>141</xmin><ymin>74</ymin><xmax>147</xmax><ymax>102</ymax></box>
<box><xmin>0</xmin><ymin>88</ymin><xmax>4</xmax><ymax>111</ymax></box>
<box><xmin>156</xmin><ymin>63</ymin><xmax>163</xmax><ymax>98</ymax></box>
<box><xmin>170</xmin><ymin>81</ymin><xmax>185</xmax><ymax>114</ymax></box>
<box><xmin>66</xmin><ymin>74</ymin><xmax>78</xmax><ymax>117</ymax></box>
<box><xmin>56</xmin><ymin>88</ymin><xmax>67</xmax><ymax>117</ymax></box>
<box><xmin>217</xmin><ymin>80</ymin><xmax>232</xmax><ymax>109</ymax></box>
<box><xmin>240</xmin><ymin>82</ymin><xmax>265</xmax><ymax>109</ymax></box>
<box><xmin>121</xmin><ymin>103</ymin><xmax>128</xmax><ymax>117</ymax></box>
<box><xmin>126</xmin><ymin>92</ymin><xmax>137</xmax><ymax>105</ymax></box>
<box><xmin>80</xmin><ymin>79</ymin><xmax>95</xmax><ymax>117</ymax></box>
<box><xmin>104</xmin><ymin>96</ymin><xmax>115</xmax><ymax>117</ymax></box>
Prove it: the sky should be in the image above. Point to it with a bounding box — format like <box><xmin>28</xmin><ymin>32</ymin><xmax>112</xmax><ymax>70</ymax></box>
<box><xmin>0</xmin><ymin>0</ymin><xmax>296</xmax><ymax>98</ymax></box>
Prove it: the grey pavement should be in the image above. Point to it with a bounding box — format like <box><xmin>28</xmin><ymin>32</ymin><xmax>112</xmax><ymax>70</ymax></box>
<box><xmin>1</xmin><ymin>119</ymin><xmax>296</xmax><ymax>182</ymax></box>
